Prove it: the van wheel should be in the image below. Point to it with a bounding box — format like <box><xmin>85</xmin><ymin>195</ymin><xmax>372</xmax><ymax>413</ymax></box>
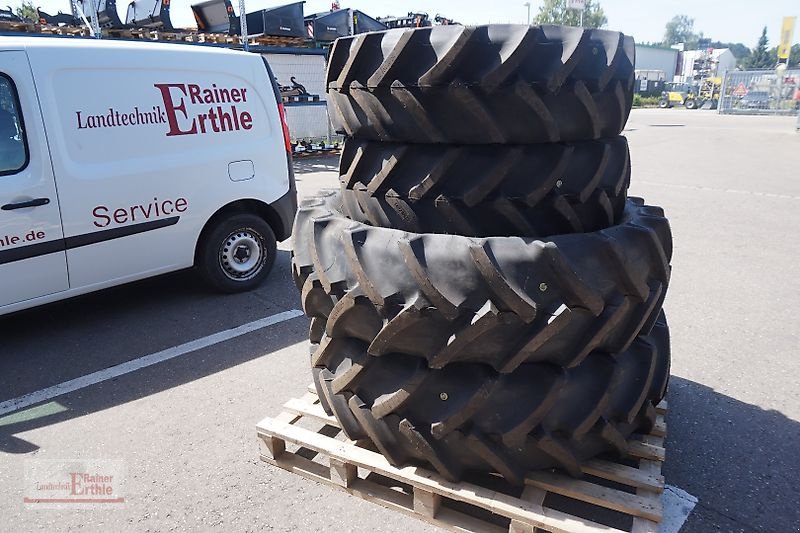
<box><xmin>197</xmin><ymin>214</ymin><xmax>277</xmax><ymax>293</ymax></box>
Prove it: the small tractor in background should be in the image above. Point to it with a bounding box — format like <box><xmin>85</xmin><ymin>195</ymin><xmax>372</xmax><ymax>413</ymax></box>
<box><xmin>659</xmin><ymin>77</ymin><xmax>721</xmax><ymax>110</ymax></box>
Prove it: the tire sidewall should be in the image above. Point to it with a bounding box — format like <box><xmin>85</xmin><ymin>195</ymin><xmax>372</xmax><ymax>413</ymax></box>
<box><xmin>198</xmin><ymin>214</ymin><xmax>277</xmax><ymax>293</ymax></box>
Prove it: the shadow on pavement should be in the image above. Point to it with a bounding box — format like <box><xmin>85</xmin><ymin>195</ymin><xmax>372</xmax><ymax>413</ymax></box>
<box><xmin>0</xmin><ymin>250</ymin><xmax>308</xmax><ymax>454</ymax></box>
<box><xmin>666</xmin><ymin>376</ymin><xmax>800</xmax><ymax>532</ymax></box>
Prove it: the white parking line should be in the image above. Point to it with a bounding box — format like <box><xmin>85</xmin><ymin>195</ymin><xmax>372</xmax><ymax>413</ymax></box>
<box><xmin>0</xmin><ymin>308</ymin><xmax>304</xmax><ymax>416</ymax></box>
<box><xmin>637</xmin><ymin>180</ymin><xmax>800</xmax><ymax>201</ymax></box>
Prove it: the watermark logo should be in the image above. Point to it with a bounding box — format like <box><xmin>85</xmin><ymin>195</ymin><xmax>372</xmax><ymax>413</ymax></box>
<box><xmin>24</xmin><ymin>459</ymin><xmax>125</xmax><ymax>508</ymax></box>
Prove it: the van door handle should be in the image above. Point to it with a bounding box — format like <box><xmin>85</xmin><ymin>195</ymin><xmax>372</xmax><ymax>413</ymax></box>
<box><xmin>1</xmin><ymin>198</ymin><xmax>51</xmax><ymax>210</ymax></box>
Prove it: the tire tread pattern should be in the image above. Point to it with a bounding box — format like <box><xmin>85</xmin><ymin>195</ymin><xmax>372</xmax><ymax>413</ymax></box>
<box><xmin>339</xmin><ymin>138</ymin><xmax>630</xmax><ymax>237</ymax></box>
<box><xmin>325</xmin><ymin>25</ymin><xmax>635</xmax><ymax>143</ymax></box>
<box><xmin>292</xmin><ymin>190</ymin><xmax>672</xmax><ymax>373</ymax></box>
<box><xmin>311</xmin><ymin>314</ymin><xmax>670</xmax><ymax>483</ymax></box>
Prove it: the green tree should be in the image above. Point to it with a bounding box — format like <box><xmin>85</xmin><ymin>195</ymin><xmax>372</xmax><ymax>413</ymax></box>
<box><xmin>14</xmin><ymin>0</ymin><xmax>38</xmax><ymax>22</ymax></box>
<box><xmin>745</xmin><ymin>27</ymin><xmax>773</xmax><ymax>69</ymax></box>
<box><xmin>768</xmin><ymin>44</ymin><xmax>800</xmax><ymax>67</ymax></box>
<box><xmin>790</xmin><ymin>44</ymin><xmax>800</xmax><ymax>67</ymax></box>
<box><xmin>533</xmin><ymin>0</ymin><xmax>607</xmax><ymax>29</ymax></box>
<box><xmin>708</xmin><ymin>41</ymin><xmax>751</xmax><ymax>67</ymax></box>
<box><xmin>663</xmin><ymin>15</ymin><xmax>697</xmax><ymax>46</ymax></box>
<box><xmin>728</xmin><ymin>43</ymin><xmax>752</xmax><ymax>59</ymax></box>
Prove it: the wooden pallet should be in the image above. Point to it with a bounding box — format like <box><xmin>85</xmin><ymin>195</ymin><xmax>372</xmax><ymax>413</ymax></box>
<box><xmin>247</xmin><ymin>35</ymin><xmax>310</xmax><ymax>47</ymax></box>
<box><xmin>105</xmin><ymin>28</ymin><xmax>207</xmax><ymax>42</ymax></box>
<box><xmin>256</xmin><ymin>388</ymin><xmax>668</xmax><ymax>533</ymax></box>
<box><xmin>36</xmin><ymin>25</ymin><xmax>90</xmax><ymax>36</ymax></box>
<box><xmin>0</xmin><ymin>22</ymin><xmax>312</xmax><ymax>48</ymax></box>
<box><xmin>0</xmin><ymin>20</ymin><xmax>36</xmax><ymax>33</ymax></box>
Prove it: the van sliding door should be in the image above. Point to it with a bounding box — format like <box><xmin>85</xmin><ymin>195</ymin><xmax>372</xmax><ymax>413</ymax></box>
<box><xmin>0</xmin><ymin>51</ymin><xmax>68</xmax><ymax>308</ymax></box>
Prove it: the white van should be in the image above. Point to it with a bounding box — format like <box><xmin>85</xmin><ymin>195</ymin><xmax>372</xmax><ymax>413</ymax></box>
<box><xmin>0</xmin><ymin>37</ymin><xmax>296</xmax><ymax>316</ymax></box>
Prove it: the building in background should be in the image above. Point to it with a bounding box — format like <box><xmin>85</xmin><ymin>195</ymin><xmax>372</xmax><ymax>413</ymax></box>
<box><xmin>677</xmin><ymin>49</ymin><xmax>737</xmax><ymax>83</ymax></box>
<box><xmin>634</xmin><ymin>44</ymin><xmax>679</xmax><ymax>81</ymax></box>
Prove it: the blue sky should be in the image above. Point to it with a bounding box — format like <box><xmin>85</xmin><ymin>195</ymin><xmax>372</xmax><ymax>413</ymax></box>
<box><xmin>37</xmin><ymin>0</ymin><xmax>799</xmax><ymax>47</ymax></box>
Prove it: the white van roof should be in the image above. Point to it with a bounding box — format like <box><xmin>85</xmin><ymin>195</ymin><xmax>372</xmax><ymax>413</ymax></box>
<box><xmin>0</xmin><ymin>35</ymin><xmax>251</xmax><ymax>58</ymax></box>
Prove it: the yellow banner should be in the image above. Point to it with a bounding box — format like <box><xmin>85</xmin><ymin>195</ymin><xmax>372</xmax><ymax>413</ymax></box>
<box><xmin>778</xmin><ymin>16</ymin><xmax>796</xmax><ymax>60</ymax></box>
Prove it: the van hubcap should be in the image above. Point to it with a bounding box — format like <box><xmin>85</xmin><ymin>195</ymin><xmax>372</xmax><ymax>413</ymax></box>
<box><xmin>220</xmin><ymin>229</ymin><xmax>265</xmax><ymax>281</ymax></box>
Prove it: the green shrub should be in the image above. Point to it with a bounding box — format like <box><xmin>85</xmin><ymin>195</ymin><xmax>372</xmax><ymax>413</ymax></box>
<box><xmin>633</xmin><ymin>94</ymin><xmax>662</xmax><ymax>107</ymax></box>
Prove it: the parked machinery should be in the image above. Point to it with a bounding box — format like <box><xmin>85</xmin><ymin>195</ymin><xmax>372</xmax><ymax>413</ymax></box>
<box><xmin>190</xmin><ymin>0</ymin><xmax>307</xmax><ymax>38</ymax></box>
<box><xmin>125</xmin><ymin>0</ymin><xmax>174</xmax><ymax>30</ymax></box>
<box><xmin>191</xmin><ymin>0</ymin><xmax>240</xmax><ymax>34</ymax></box>
<box><xmin>659</xmin><ymin>77</ymin><xmax>721</xmax><ymax>110</ymax></box>
<box><xmin>377</xmin><ymin>12</ymin><xmax>459</xmax><ymax>29</ymax></box>
<box><xmin>70</xmin><ymin>0</ymin><xmax>173</xmax><ymax>30</ymax></box>
<box><xmin>246</xmin><ymin>1</ymin><xmax>306</xmax><ymax>38</ymax></box>
<box><xmin>73</xmin><ymin>0</ymin><xmax>124</xmax><ymax>28</ymax></box>
<box><xmin>378</xmin><ymin>12</ymin><xmax>430</xmax><ymax>28</ymax></box>
<box><xmin>37</xmin><ymin>9</ymin><xmax>79</xmax><ymax>26</ymax></box>
<box><xmin>304</xmin><ymin>8</ymin><xmax>385</xmax><ymax>42</ymax></box>
<box><xmin>0</xmin><ymin>5</ymin><xmax>24</xmax><ymax>22</ymax></box>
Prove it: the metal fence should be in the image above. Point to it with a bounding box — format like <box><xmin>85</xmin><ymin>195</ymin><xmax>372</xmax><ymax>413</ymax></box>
<box><xmin>718</xmin><ymin>69</ymin><xmax>800</xmax><ymax>115</ymax></box>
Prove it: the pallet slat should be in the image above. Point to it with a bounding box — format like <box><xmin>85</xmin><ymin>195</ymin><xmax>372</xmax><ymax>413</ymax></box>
<box><xmin>630</xmin><ymin>460</ymin><xmax>663</xmax><ymax>533</ymax></box>
<box><xmin>626</xmin><ymin>439</ymin><xmax>666</xmax><ymax>462</ymax></box>
<box><xmin>510</xmin><ymin>486</ymin><xmax>548</xmax><ymax>533</ymax></box>
<box><xmin>283</xmin><ymin>396</ymin><xmax>338</xmax><ymax>426</ymax></box>
<box><xmin>580</xmin><ymin>459</ymin><xmax>665</xmax><ymax>491</ymax></box>
<box><xmin>651</xmin><ymin>415</ymin><xmax>667</xmax><ymax>438</ymax></box>
<box><xmin>257</xmin><ymin>388</ymin><xmax>667</xmax><ymax>533</ymax></box>
<box><xmin>525</xmin><ymin>471</ymin><xmax>662</xmax><ymax>522</ymax></box>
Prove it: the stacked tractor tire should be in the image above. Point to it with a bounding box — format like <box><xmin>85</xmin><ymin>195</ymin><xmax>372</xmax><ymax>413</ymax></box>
<box><xmin>292</xmin><ymin>24</ymin><xmax>672</xmax><ymax>484</ymax></box>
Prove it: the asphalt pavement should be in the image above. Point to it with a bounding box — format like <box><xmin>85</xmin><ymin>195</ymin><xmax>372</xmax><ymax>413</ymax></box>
<box><xmin>1</xmin><ymin>109</ymin><xmax>798</xmax><ymax>532</ymax></box>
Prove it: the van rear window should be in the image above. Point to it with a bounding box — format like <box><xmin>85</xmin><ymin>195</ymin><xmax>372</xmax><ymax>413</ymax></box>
<box><xmin>0</xmin><ymin>74</ymin><xmax>28</xmax><ymax>175</ymax></box>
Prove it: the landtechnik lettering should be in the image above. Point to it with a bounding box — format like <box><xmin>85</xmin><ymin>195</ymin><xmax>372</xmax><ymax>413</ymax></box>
<box><xmin>74</xmin><ymin>83</ymin><xmax>254</xmax><ymax>137</ymax></box>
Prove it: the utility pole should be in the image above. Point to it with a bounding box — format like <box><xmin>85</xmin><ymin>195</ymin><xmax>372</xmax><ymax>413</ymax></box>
<box><xmin>523</xmin><ymin>2</ymin><xmax>530</xmax><ymax>25</ymax></box>
<box><xmin>89</xmin><ymin>0</ymin><xmax>101</xmax><ymax>38</ymax></box>
<box><xmin>239</xmin><ymin>0</ymin><xmax>248</xmax><ymax>51</ymax></box>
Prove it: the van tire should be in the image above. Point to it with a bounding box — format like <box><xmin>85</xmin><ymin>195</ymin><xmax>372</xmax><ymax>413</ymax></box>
<box><xmin>311</xmin><ymin>313</ymin><xmax>670</xmax><ymax>483</ymax></box>
<box><xmin>339</xmin><ymin>137</ymin><xmax>630</xmax><ymax>238</ymax></box>
<box><xmin>197</xmin><ymin>213</ymin><xmax>277</xmax><ymax>293</ymax></box>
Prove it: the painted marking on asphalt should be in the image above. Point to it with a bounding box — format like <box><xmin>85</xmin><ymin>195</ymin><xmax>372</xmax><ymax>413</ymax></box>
<box><xmin>0</xmin><ymin>309</ymin><xmax>304</xmax><ymax>416</ymax></box>
<box><xmin>660</xmin><ymin>484</ymin><xmax>698</xmax><ymax>532</ymax></box>
<box><xmin>638</xmin><ymin>180</ymin><xmax>800</xmax><ymax>201</ymax></box>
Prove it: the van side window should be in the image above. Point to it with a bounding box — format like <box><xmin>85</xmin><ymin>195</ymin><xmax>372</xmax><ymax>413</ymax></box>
<box><xmin>0</xmin><ymin>74</ymin><xmax>28</xmax><ymax>175</ymax></box>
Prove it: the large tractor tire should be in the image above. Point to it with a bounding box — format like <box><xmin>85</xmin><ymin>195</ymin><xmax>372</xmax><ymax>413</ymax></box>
<box><xmin>326</xmin><ymin>24</ymin><xmax>635</xmax><ymax>144</ymax></box>
<box><xmin>292</xmin><ymin>190</ymin><xmax>671</xmax><ymax>374</ymax></box>
<box><xmin>339</xmin><ymin>137</ymin><xmax>630</xmax><ymax>238</ymax></box>
<box><xmin>312</xmin><ymin>313</ymin><xmax>670</xmax><ymax>483</ymax></box>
